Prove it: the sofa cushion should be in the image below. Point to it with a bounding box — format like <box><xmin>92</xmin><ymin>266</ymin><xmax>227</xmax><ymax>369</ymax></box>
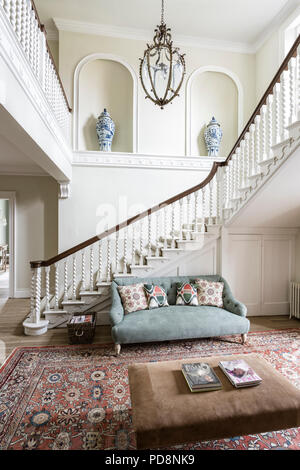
<box><xmin>176</xmin><ymin>282</ymin><xmax>198</xmax><ymax>306</ymax></box>
<box><xmin>117</xmin><ymin>283</ymin><xmax>148</xmax><ymax>314</ymax></box>
<box><xmin>144</xmin><ymin>284</ymin><xmax>169</xmax><ymax>309</ymax></box>
<box><xmin>111</xmin><ymin>305</ymin><xmax>250</xmax><ymax>344</ymax></box>
<box><xmin>195</xmin><ymin>279</ymin><xmax>224</xmax><ymax>308</ymax></box>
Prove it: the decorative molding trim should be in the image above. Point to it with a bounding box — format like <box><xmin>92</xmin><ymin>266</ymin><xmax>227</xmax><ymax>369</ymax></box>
<box><xmin>72</xmin><ymin>151</ymin><xmax>225</xmax><ymax>171</ymax></box>
<box><xmin>0</xmin><ymin>166</ymin><xmax>47</xmax><ymax>177</ymax></box>
<box><xmin>58</xmin><ymin>182</ymin><xmax>71</xmax><ymax>199</ymax></box>
<box><xmin>185</xmin><ymin>65</ymin><xmax>244</xmax><ymax>156</ymax></box>
<box><xmin>72</xmin><ymin>52</ymin><xmax>138</xmax><ymax>153</ymax></box>
<box><xmin>54</xmin><ymin>17</ymin><xmax>254</xmax><ymax>54</ymax></box>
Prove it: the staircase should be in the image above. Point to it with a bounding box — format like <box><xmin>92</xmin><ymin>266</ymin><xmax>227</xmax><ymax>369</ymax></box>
<box><xmin>23</xmin><ymin>34</ymin><xmax>300</xmax><ymax>335</ymax></box>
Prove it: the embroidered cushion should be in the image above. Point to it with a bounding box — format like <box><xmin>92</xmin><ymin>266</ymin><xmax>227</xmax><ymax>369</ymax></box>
<box><xmin>144</xmin><ymin>284</ymin><xmax>169</xmax><ymax>309</ymax></box>
<box><xmin>117</xmin><ymin>283</ymin><xmax>148</xmax><ymax>314</ymax></box>
<box><xmin>175</xmin><ymin>283</ymin><xmax>198</xmax><ymax>306</ymax></box>
<box><xmin>195</xmin><ymin>279</ymin><xmax>224</xmax><ymax>308</ymax></box>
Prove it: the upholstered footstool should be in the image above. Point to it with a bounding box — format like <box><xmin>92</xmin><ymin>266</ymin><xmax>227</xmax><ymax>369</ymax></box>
<box><xmin>128</xmin><ymin>354</ymin><xmax>300</xmax><ymax>449</ymax></box>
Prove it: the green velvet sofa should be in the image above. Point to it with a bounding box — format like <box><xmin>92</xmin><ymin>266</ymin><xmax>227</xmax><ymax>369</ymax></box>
<box><xmin>109</xmin><ymin>275</ymin><xmax>250</xmax><ymax>355</ymax></box>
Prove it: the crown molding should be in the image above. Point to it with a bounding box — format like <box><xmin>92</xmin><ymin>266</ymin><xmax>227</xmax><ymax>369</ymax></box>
<box><xmin>53</xmin><ymin>17</ymin><xmax>255</xmax><ymax>54</ymax></box>
<box><xmin>252</xmin><ymin>0</ymin><xmax>300</xmax><ymax>52</ymax></box>
<box><xmin>72</xmin><ymin>150</ymin><xmax>226</xmax><ymax>171</ymax></box>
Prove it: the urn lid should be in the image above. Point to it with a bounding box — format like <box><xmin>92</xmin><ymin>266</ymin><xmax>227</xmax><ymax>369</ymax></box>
<box><xmin>207</xmin><ymin>116</ymin><xmax>220</xmax><ymax>127</ymax></box>
<box><xmin>98</xmin><ymin>108</ymin><xmax>111</xmax><ymax>119</ymax></box>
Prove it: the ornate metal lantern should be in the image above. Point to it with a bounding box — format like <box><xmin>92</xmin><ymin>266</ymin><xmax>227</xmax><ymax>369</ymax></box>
<box><xmin>139</xmin><ymin>0</ymin><xmax>186</xmax><ymax>109</ymax></box>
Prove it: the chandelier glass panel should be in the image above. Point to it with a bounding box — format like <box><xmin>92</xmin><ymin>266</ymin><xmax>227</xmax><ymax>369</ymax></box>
<box><xmin>139</xmin><ymin>0</ymin><xmax>186</xmax><ymax>109</ymax></box>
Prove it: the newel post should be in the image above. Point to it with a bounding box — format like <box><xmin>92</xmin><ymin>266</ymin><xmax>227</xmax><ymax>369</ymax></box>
<box><xmin>23</xmin><ymin>262</ymin><xmax>49</xmax><ymax>335</ymax></box>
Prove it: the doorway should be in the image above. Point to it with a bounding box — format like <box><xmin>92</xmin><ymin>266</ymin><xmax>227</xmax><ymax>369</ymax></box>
<box><xmin>0</xmin><ymin>192</ymin><xmax>15</xmax><ymax>298</ymax></box>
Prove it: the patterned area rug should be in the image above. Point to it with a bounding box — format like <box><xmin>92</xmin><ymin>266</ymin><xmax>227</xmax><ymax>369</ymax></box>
<box><xmin>0</xmin><ymin>329</ymin><xmax>300</xmax><ymax>450</ymax></box>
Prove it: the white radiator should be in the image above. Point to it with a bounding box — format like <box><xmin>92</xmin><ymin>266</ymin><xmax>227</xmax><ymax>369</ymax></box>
<box><xmin>290</xmin><ymin>282</ymin><xmax>300</xmax><ymax>319</ymax></box>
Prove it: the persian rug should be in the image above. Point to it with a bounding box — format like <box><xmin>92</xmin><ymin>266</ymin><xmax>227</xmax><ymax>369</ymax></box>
<box><xmin>0</xmin><ymin>329</ymin><xmax>300</xmax><ymax>450</ymax></box>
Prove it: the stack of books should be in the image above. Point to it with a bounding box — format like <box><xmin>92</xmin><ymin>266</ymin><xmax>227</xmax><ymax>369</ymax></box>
<box><xmin>70</xmin><ymin>314</ymin><xmax>93</xmax><ymax>324</ymax></box>
<box><xmin>182</xmin><ymin>362</ymin><xmax>222</xmax><ymax>392</ymax></box>
<box><xmin>219</xmin><ymin>359</ymin><xmax>262</xmax><ymax>388</ymax></box>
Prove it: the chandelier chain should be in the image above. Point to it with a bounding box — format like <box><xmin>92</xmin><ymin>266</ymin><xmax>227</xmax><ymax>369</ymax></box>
<box><xmin>161</xmin><ymin>0</ymin><xmax>165</xmax><ymax>25</ymax></box>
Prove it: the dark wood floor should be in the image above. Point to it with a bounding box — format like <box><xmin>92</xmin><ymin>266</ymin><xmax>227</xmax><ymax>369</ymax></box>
<box><xmin>0</xmin><ymin>298</ymin><xmax>299</xmax><ymax>362</ymax></box>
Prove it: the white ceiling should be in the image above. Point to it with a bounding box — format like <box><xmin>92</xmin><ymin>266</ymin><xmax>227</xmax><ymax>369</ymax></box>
<box><xmin>0</xmin><ymin>134</ymin><xmax>46</xmax><ymax>176</ymax></box>
<box><xmin>35</xmin><ymin>0</ymin><xmax>300</xmax><ymax>49</ymax></box>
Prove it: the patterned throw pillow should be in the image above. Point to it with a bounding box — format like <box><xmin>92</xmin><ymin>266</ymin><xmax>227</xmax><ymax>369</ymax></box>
<box><xmin>195</xmin><ymin>279</ymin><xmax>224</xmax><ymax>308</ymax></box>
<box><xmin>117</xmin><ymin>283</ymin><xmax>148</xmax><ymax>314</ymax></box>
<box><xmin>176</xmin><ymin>283</ymin><xmax>198</xmax><ymax>306</ymax></box>
<box><xmin>144</xmin><ymin>284</ymin><xmax>169</xmax><ymax>309</ymax></box>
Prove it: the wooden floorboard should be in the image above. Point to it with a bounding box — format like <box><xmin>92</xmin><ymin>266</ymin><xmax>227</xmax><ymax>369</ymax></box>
<box><xmin>0</xmin><ymin>298</ymin><xmax>299</xmax><ymax>361</ymax></box>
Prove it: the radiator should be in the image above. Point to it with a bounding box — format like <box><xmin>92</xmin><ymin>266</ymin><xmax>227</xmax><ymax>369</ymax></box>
<box><xmin>290</xmin><ymin>282</ymin><xmax>300</xmax><ymax>319</ymax></box>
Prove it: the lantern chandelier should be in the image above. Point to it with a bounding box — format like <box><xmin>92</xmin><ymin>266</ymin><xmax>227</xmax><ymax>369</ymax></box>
<box><xmin>139</xmin><ymin>0</ymin><xmax>186</xmax><ymax>109</ymax></box>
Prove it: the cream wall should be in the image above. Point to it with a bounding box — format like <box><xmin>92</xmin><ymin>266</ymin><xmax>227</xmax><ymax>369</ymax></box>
<box><xmin>58</xmin><ymin>166</ymin><xmax>210</xmax><ymax>251</ymax></box>
<box><xmin>0</xmin><ymin>176</ymin><xmax>58</xmax><ymax>293</ymax></box>
<box><xmin>255</xmin><ymin>31</ymin><xmax>280</xmax><ymax>102</ymax></box>
<box><xmin>190</xmin><ymin>71</ymin><xmax>238</xmax><ymax>157</ymax></box>
<box><xmin>58</xmin><ymin>30</ymin><xmax>256</xmax><ymax>157</ymax></box>
<box><xmin>78</xmin><ymin>59</ymin><xmax>133</xmax><ymax>152</ymax></box>
<box><xmin>48</xmin><ymin>39</ymin><xmax>59</xmax><ymax>69</ymax></box>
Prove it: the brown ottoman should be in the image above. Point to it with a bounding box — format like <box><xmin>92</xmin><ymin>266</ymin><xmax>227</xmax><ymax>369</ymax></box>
<box><xmin>128</xmin><ymin>354</ymin><xmax>300</xmax><ymax>449</ymax></box>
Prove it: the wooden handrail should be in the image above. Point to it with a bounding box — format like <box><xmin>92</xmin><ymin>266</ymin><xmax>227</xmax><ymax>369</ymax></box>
<box><xmin>31</xmin><ymin>0</ymin><xmax>72</xmax><ymax>112</ymax></box>
<box><xmin>30</xmin><ymin>34</ymin><xmax>300</xmax><ymax>268</ymax></box>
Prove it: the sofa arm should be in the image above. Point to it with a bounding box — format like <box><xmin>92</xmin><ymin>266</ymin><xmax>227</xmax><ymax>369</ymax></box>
<box><xmin>109</xmin><ymin>282</ymin><xmax>124</xmax><ymax>326</ymax></box>
<box><xmin>224</xmin><ymin>296</ymin><xmax>247</xmax><ymax>317</ymax></box>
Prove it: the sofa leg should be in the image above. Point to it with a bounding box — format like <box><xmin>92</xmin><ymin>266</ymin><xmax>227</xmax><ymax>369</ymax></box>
<box><xmin>241</xmin><ymin>334</ymin><xmax>247</xmax><ymax>344</ymax></box>
<box><xmin>115</xmin><ymin>344</ymin><xmax>121</xmax><ymax>356</ymax></box>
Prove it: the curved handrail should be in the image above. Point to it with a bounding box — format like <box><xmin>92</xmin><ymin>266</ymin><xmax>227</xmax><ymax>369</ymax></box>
<box><xmin>30</xmin><ymin>34</ymin><xmax>300</xmax><ymax>268</ymax></box>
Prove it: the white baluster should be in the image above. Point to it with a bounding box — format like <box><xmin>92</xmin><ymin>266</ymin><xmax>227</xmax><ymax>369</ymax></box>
<box><xmin>81</xmin><ymin>249</ymin><xmax>86</xmax><ymax>291</ymax></box>
<box><xmin>139</xmin><ymin>220</ymin><xmax>144</xmax><ymax>265</ymax></box>
<box><xmin>179</xmin><ymin>199</ymin><xmax>184</xmax><ymax>240</ymax></box>
<box><xmin>235</xmin><ymin>148</ymin><xmax>241</xmax><ymax>196</ymax></box>
<box><xmin>15</xmin><ymin>0</ymin><xmax>21</xmax><ymax>40</ymax></box>
<box><xmin>147</xmin><ymin>214</ymin><xmax>152</xmax><ymax>256</ymax></box>
<box><xmin>10</xmin><ymin>0</ymin><xmax>16</xmax><ymax>32</ymax></box>
<box><xmin>171</xmin><ymin>204</ymin><xmax>176</xmax><ymax>248</ymax></box>
<box><xmin>106</xmin><ymin>238</ymin><xmax>111</xmax><ymax>282</ymax></box>
<box><xmin>30</xmin><ymin>268</ymin><xmax>35</xmax><ymax>319</ymax></box>
<box><xmin>186</xmin><ymin>195</ymin><xmax>191</xmax><ymax>240</ymax></box>
<box><xmin>115</xmin><ymin>233</ymin><xmax>119</xmax><ymax>274</ymax></box>
<box><xmin>194</xmin><ymin>191</ymin><xmax>199</xmax><ymax>232</ymax></box>
<box><xmin>132</xmin><ymin>225</ymin><xmax>136</xmax><ymax>266</ymax></box>
<box><xmin>274</xmin><ymin>83</ymin><xmax>281</xmax><ymax>144</ymax></box>
<box><xmin>230</xmin><ymin>155</ymin><xmax>236</xmax><ymax>200</ymax></box>
<box><xmin>254</xmin><ymin>114</ymin><xmax>261</xmax><ymax>171</ymax></box>
<box><xmin>266</xmin><ymin>94</ymin><xmax>274</xmax><ymax>159</ymax></box>
<box><xmin>208</xmin><ymin>180</ymin><xmax>214</xmax><ymax>224</ymax></box>
<box><xmin>240</xmin><ymin>141</ymin><xmax>245</xmax><ymax>189</ymax></box>
<box><xmin>89</xmin><ymin>245</ymin><xmax>94</xmax><ymax>290</ymax></box>
<box><xmin>72</xmin><ymin>255</ymin><xmax>77</xmax><ymax>300</ymax></box>
<box><xmin>261</xmin><ymin>105</ymin><xmax>267</xmax><ymax>162</ymax></box>
<box><xmin>201</xmin><ymin>187</ymin><xmax>206</xmax><ymax>232</ymax></box>
<box><xmin>155</xmin><ymin>213</ymin><xmax>160</xmax><ymax>257</ymax></box>
<box><xmin>164</xmin><ymin>206</ymin><xmax>168</xmax><ymax>248</ymax></box>
<box><xmin>249</xmin><ymin>124</ymin><xmax>255</xmax><ymax>176</ymax></box>
<box><xmin>123</xmin><ymin>228</ymin><xmax>128</xmax><ymax>274</ymax></box>
<box><xmin>45</xmin><ymin>266</ymin><xmax>50</xmax><ymax>311</ymax></box>
<box><xmin>244</xmin><ymin>132</ymin><xmax>250</xmax><ymax>185</ymax></box>
<box><xmin>54</xmin><ymin>263</ymin><xmax>59</xmax><ymax>309</ymax></box>
<box><xmin>216</xmin><ymin>167</ymin><xmax>223</xmax><ymax>223</ymax></box>
<box><xmin>280</xmin><ymin>70</ymin><xmax>288</xmax><ymax>141</ymax></box>
<box><xmin>3</xmin><ymin>0</ymin><xmax>12</xmax><ymax>19</ymax></box>
<box><xmin>34</xmin><ymin>266</ymin><xmax>41</xmax><ymax>323</ymax></box>
<box><xmin>63</xmin><ymin>259</ymin><xmax>68</xmax><ymax>300</ymax></box>
<box><xmin>98</xmin><ymin>241</ymin><xmax>102</xmax><ymax>282</ymax></box>
<box><xmin>289</xmin><ymin>57</ymin><xmax>297</xmax><ymax>125</ymax></box>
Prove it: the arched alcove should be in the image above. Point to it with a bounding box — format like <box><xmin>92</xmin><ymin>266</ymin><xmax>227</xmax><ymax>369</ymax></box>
<box><xmin>186</xmin><ymin>66</ymin><xmax>243</xmax><ymax>157</ymax></box>
<box><xmin>73</xmin><ymin>53</ymin><xmax>138</xmax><ymax>153</ymax></box>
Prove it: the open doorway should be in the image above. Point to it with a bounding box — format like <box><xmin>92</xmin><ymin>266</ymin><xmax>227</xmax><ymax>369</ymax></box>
<box><xmin>0</xmin><ymin>192</ymin><xmax>15</xmax><ymax>298</ymax></box>
<box><xmin>0</xmin><ymin>199</ymin><xmax>9</xmax><ymax>297</ymax></box>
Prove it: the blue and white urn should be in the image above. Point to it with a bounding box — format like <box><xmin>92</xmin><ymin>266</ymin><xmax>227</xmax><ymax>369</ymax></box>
<box><xmin>96</xmin><ymin>108</ymin><xmax>115</xmax><ymax>152</ymax></box>
<box><xmin>204</xmin><ymin>116</ymin><xmax>223</xmax><ymax>156</ymax></box>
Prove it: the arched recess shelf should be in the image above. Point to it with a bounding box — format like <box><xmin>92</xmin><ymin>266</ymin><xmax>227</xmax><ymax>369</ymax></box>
<box><xmin>73</xmin><ymin>53</ymin><xmax>139</xmax><ymax>153</ymax></box>
<box><xmin>185</xmin><ymin>65</ymin><xmax>244</xmax><ymax>157</ymax></box>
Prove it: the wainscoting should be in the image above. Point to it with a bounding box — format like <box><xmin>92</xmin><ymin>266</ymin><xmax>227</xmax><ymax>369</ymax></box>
<box><xmin>222</xmin><ymin>227</ymin><xmax>297</xmax><ymax>316</ymax></box>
